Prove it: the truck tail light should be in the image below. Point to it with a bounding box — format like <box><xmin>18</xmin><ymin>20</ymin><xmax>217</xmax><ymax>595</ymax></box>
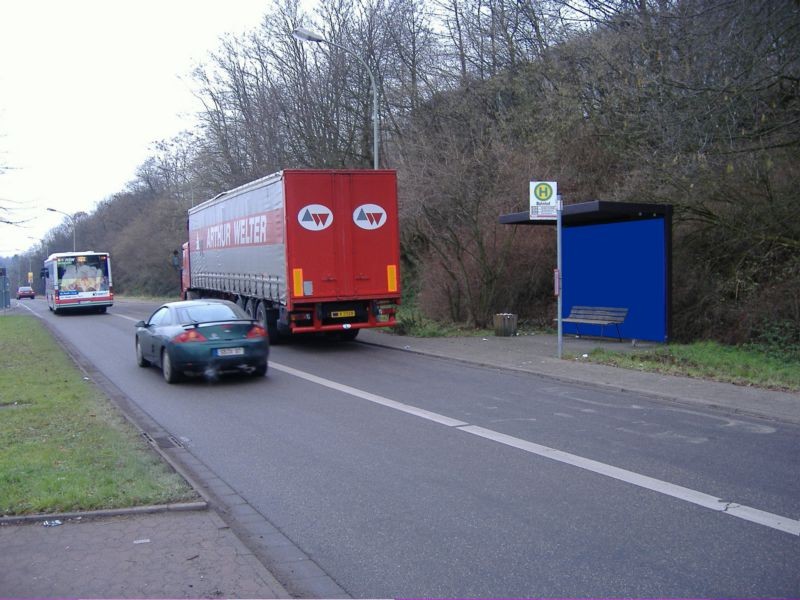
<box><xmin>172</xmin><ymin>329</ymin><xmax>208</xmax><ymax>343</ymax></box>
<box><xmin>290</xmin><ymin>312</ymin><xmax>313</xmax><ymax>322</ymax></box>
<box><xmin>376</xmin><ymin>300</ymin><xmax>397</xmax><ymax>316</ymax></box>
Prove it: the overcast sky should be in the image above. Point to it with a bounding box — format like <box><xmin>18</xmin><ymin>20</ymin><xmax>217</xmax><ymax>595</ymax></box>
<box><xmin>0</xmin><ymin>0</ymin><xmax>275</xmax><ymax>256</ymax></box>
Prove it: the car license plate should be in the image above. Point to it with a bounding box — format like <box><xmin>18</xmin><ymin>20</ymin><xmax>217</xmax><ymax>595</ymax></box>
<box><xmin>331</xmin><ymin>310</ymin><xmax>356</xmax><ymax>318</ymax></box>
<box><xmin>216</xmin><ymin>347</ymin><xmax>244</xmax><ymax>356</ymax></box>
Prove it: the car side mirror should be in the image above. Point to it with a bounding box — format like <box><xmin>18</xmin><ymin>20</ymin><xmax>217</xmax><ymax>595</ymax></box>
<box><xmin>135</xmin><ymin>321</ymin><xmax>147</xmax><ymax>328</ymax></box>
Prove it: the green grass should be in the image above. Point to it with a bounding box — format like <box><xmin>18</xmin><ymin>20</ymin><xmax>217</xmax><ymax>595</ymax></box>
<box><xmin>0</xmin><ymin>315</ymin><xmax>197</xmax><ymax>516</ymax></box>
<box><xmin>583</xmin><ymin>340</ymin><xmax>800</xmax><ymax>392</ymax></box>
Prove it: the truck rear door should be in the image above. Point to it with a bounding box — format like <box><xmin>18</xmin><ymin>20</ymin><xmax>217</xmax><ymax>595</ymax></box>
<box><xmin>284</xmin><ymin>170</ymin><xmax>399</xmax><ymax>305</ymax></box>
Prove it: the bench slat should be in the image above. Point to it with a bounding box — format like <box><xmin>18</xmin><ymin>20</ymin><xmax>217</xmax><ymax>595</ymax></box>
<box><xmin>561</xmin><ymin>306</ymin><xmax>628</xmax><ymax>340</ymax></box>
<box><xmin>565</xmin><ymin>306</ymin><xmax>628</xmax><ymax>324</ymax></box>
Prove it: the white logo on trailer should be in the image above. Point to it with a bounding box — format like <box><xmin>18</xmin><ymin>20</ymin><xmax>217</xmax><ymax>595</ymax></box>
<box><xmin>298</xmin><ymin>204</ymin><xmax>334</xmax><ymax>231</ymax></box>
<box><xmin>353</xmin><ymin>204</ymin><xmax>387</xmax><ymax>230</ymax></box>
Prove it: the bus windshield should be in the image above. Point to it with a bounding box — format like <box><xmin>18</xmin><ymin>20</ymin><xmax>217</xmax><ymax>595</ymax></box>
<box><xmin>57</xmin><ymin>254</ymin><xmax>110</xmax><ymax>292</ymax></box>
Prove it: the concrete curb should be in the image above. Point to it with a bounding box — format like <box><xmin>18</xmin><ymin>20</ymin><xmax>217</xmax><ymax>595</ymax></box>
<box><xmin>0</xmin><ymin>501</ymin><xmax>209</xmax><ymax>526</ymax></box>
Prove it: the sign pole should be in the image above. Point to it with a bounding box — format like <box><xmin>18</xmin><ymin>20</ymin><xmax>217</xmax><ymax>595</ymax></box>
<box><xmin>556</xmin><ymin>195</ymin><xmax>563</xmax><ymax>359</ymax></box>
<box><xmin>529</xmin><ymin>181</ymin><xmax>561</xmax><ymax>358</ymax></box>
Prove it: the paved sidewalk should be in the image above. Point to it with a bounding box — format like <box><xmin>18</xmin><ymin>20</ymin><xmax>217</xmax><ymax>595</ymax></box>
<box><xmin>0</xmin><ymin>509</ymin><xmax>288</xmax><ymax>598</ymax></box>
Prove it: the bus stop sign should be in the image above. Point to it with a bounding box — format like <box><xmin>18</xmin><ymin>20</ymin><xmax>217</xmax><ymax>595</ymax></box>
<box><xmin>530</xmin><ymin>181</ymin><xmax>558</xmax><ymax>220</ymax></box>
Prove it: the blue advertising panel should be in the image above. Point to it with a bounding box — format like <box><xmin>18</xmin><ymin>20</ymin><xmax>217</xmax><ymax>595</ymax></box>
<box><xmin>562</xmin><ymin>218</ymin><xmax>668</xmax><ymax>342</ymax></box>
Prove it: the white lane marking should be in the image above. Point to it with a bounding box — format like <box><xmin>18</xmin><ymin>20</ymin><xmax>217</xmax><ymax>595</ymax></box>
<box><xmin>273</xmin><ymin>361</ymin><xmax>800</xmax><ymax>537</ymax></box>
<box><xmin>459</xmin><ymin>426</ymin><xmax>799</xmax><ymax>536</ymax></box>
<box><xmin>270</xmin><ymin>362</ymin><xmax>468</xmax><ymax>427</ymax></box>
<box><xmin>112</xmin><ymin>313</ymin><xmax>140</xmax><ymax>322</ymax></box>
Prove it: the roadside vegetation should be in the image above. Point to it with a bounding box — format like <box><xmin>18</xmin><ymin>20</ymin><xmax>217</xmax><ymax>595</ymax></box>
<box><xmin>571</xmin><ymin>318</ymin><xmax>800</xmax><ymax>391</ymax></box>
<box><xmin>0</xmin><ymin>315</ymin><xmax>197</xmax><ymax>516</ymax></box>
<box><xmin>393</xmin><ymin>303</ymin><xmax>492</xmax><ymax>338</ymax></box>
<box><xmin>578</xmin><ymin>342</ymin><xmax>800</xmax><ymax>392</ymax></box>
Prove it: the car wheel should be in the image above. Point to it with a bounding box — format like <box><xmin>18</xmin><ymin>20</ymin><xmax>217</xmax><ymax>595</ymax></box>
<box><xmin>252</xmin><ymin>363</ymin><xmax>268</xmax><ymax>377</ymax></box>
<box><xmin>135</xmin><ymin>339</ymin><xmax>150</xmax><ymax>367</ymax></box>
<box><xmin>161</xmin><ymin>349</ymin><xmax>181</xmax><ymax>384</ymax></box>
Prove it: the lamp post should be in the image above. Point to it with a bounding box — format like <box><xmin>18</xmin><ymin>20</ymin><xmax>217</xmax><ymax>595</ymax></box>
<box><xmin>46</xmin><ymin>208</ymin><xmax>76</xmax><ymax>252</ymax></box>
<box><xmin>292</xmin><ymin>26</ymin><xmax>380</xmax><ymax>169</ymax></box>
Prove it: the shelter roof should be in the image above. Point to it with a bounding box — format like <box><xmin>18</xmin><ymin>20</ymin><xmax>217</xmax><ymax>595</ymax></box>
<box><xmin>499</xmin><ymin>201</ymin><xmax>672</xmax><ymax>227</ymax></box>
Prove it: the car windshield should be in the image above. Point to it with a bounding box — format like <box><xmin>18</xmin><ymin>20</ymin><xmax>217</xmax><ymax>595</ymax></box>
<box><xmin>19</xmin><ymin>287</ymin><xmax>32</xmax><ymax>292</ymax></box>
<box><xmin>175</xmin><ymin>303</ymin><xmax>247</xmax><ymax>324</ymax></box>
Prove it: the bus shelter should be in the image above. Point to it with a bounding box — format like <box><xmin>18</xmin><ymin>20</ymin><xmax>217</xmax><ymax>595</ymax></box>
<box><xmin>500</xmin><ymin>201</ymin><xmax>672</xmax><ymax>343</ymax></box>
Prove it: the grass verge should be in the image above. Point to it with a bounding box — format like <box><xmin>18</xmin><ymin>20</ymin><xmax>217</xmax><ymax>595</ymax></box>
<box><xmin>583</xmin><ymin>341</ymin><xmax>800</xmax><ymax>392</ymax></box>
<box><xmin>0</xmin><ymin>315</ymin><xmax>198</xmax><ymax>516</ymax></box>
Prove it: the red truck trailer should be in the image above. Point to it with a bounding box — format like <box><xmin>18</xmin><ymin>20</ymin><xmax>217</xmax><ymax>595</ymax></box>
<box><xmin>182</xmin><ymin>169</ymin><xmax>400</xmax><ymax>340</ymax></box>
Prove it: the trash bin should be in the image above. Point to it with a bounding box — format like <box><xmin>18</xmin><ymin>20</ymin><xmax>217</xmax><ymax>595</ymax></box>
<box><xmin>493</xmin><ymin>313</ymin><xmax>518</xmax><ymax>336</ymax></box>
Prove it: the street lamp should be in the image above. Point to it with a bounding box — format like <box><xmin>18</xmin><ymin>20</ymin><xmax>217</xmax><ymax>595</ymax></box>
<box><xmin>292</xmin><ymin>26</ymin><xmax>380</xmax><ymax>169</ymax></box>
<box><xmin>46</xmin><ymin>207</ymin><xmax>76</xmax><ymax>252</ymax></box>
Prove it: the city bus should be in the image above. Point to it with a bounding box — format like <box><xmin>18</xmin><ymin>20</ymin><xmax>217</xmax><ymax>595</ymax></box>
<box><xmin>42</xmin><ymin>251</ymin><xmax>113</xmax><ymax>314</ymax></box>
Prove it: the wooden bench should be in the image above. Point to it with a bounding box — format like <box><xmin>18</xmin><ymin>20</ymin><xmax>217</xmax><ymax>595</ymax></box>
<box><xmin>562</xmin><ymin>306</ymin><xmax>628</xmax><ymax>340</ymax></box>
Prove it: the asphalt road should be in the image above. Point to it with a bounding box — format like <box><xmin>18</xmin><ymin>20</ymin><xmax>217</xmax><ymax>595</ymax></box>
<box><xmin>18</xmin><ymin>298</ymin><xmax>800</xmax><ymax>597</ymax></box>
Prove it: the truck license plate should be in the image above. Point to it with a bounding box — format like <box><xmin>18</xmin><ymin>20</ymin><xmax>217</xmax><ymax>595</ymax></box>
<box><xmin>331</xmin><ymin>310</ymin><xmax>356</xmax><ymax>318</ymax></box>
<box><xmin>216</xmin><ymin>347</ymin><xmax>244</xmax><ymax>356</ymax></box>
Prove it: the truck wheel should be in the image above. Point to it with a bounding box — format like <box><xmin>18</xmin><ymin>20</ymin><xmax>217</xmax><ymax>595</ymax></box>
<box><xmin>246</xmin><ymin>298</ymin><xmax>259</xmax><ymax>319</ymax></box>
<box><xmin>255</xmin><ymin>301</ymin><xmax>267</xmax><ymax>327</ymax></box>
<box><xmin>260</xmin><ymin>306</ymin><xmax>283</xmax><ymax>345</ymax></box>
<box><xmin>339</xmin><ymin>329</ymin><xmax>360</xmax><ymax>341</ymax></box>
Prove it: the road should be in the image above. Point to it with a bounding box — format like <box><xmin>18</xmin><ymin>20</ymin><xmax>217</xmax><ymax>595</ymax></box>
<box><xmin>19</xmin><ymin>298</ymin><xmax>800</xmax><ymax>597</ymax></box>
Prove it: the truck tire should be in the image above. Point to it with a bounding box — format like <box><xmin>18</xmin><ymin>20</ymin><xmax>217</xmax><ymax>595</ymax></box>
<box><xmin>246</xmin><ymin>298</ymin><xmax>259</xmax><ymax>319</ymax></box>
<box><xmin>255</xmin><ymin>301</ymin><xmax>267</xmax><ymax>327</ymax></box>
<box><xmin>259</xmin><ymin>305</ymin><xmax>283</xmax><ymax>345</ymax></box>
<box><xmin>340</xmin><ymin>329</ymin><xmax>360</xmax><ymax>341</ymax></box>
